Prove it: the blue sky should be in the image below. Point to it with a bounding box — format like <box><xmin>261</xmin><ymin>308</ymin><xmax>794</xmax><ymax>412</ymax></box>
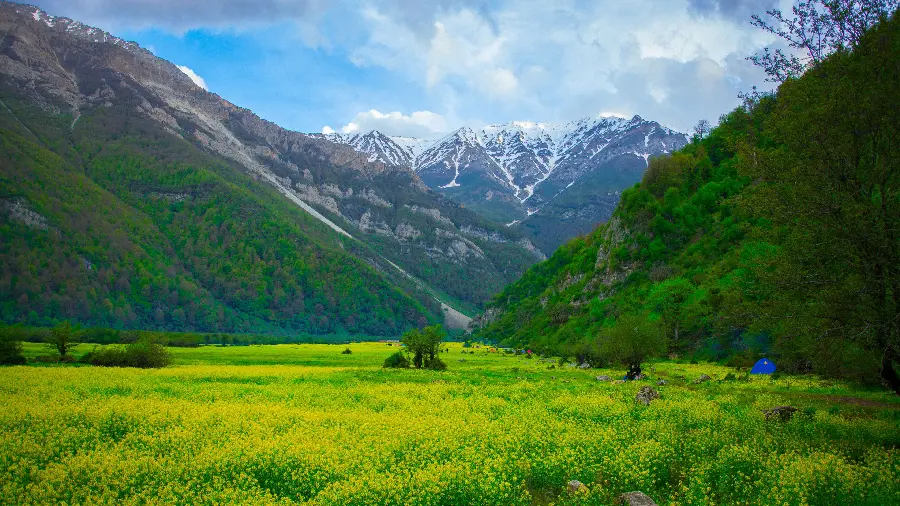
<box><xmin>24</xmin><ymin>0</ymin><xmax>785</xmax><ymax>136</ymax></box>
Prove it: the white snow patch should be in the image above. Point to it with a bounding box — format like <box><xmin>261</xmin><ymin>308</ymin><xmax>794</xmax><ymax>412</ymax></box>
<box><xmin>439</xmin><ymin>157</ymin><xmax>462</xmax><ymax>188</ymax></box>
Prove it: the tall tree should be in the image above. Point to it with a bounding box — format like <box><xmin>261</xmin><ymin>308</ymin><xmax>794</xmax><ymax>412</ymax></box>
<box><xmin>401</xmin><ymin>324</ymin><xmax>446</xmax><ymax>369</ymax></box>
<box><xmin>742</xmin><ymin>11</ymin><xmax>900</xmax><ymax>392</ymax></box>
<box><xmin>46</xmin><ymin>321</ymin><xmax>79</xmax><ymax>358</ymax></box>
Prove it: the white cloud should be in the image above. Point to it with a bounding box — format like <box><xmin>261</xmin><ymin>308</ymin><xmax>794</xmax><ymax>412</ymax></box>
<box><xmin>321</xmin><ymin>125</ymin><xmax>335</xmax><ymax>134</ymax></box>
<box><xmin>36</xmin><ymin>0</ymin><xmax>789</xmax><ymax>133</ymax></box>
<box><xmin>324</xmin><ymin>109</ymin><xmax>450</xmax><ymax>137</ymax></box>
<box><xmin>341</xmin><ymin>0</ymin><xmax>781</xmax><ymax>131</ymax></box>
<box><xmin>176</xmin><ymin>65</ymin><xmax>208</xmax><ymax>91</ymax></box>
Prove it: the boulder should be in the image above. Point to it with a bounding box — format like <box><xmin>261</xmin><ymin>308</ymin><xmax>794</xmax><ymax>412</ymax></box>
<box><xmin>763</xmin><ymin>405</ymin><xmax>798</xmax><ymax>422</ymax></box>
<box><xmin>618</xmin><ymin>491</ymin><xmax>657</xmax><ymax>505</ymax></box>
<box><xmin>635</xmin><ymin>386</ymin><xmax>660</xmax><ymax>405</ymax></box>
<box><xmin>656</xmin><ymin>380</ymin><xmax>668</xmax><ymax>386</ymax></box>
<box><xmin>579</xmin><ymin>362</ymin><xmax>591</xmax><ymax>369</ymax></box>
<box><xmin>596</xmin><ymin>375</ymin><xmax>612</xmax><ymax>382</ymax></box>
<box><xmin>693</xmin><ymin>374</ymin><xmax>712</xmax><ymax>384</ymax></box>
<box><xmin>567</xmin><ymin>480</ymin><xmax>588</xmax><ymax>494</ymax></box>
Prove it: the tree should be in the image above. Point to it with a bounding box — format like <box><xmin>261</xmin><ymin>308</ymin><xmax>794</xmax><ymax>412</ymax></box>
<box><xmin>749</xmin><ymin>0</ymin><xmax>899</xmax><ymax>81</ymax></box>
<box><xmin>598</xmin><ymin>313</ymin><xmax>666</xmax><ymax>374</ymax></box>
<box><xmin>742</xmin><ymin>12</ymin><xmax>900</xmax><ymax>392</ymax></box>
<box><xmin>693</xmin><ymin>119</ymin><xmax>711</xmax><ymax>140</ymax></box>
<box><xmin>401</xmin><ymin>324</ymin><xmax>447</xmax><ymax>369</ymax></box>
<box><xmin>46</xmin><ymin>321</ymin><xmax>79</xmax><ymax>358</ymax></box>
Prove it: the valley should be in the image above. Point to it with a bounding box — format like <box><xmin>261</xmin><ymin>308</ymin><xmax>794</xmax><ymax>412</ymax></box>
<box><xmin>1</xmin><ymin>1</ymin><xmax>900</xmax><ymax>505</ymax></box>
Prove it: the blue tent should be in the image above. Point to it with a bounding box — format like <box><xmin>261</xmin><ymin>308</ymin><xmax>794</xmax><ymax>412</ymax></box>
<box><xmin>750</xmin><ymin>358</ymin><xmax>776</xmax><ymax>374</ymax></box>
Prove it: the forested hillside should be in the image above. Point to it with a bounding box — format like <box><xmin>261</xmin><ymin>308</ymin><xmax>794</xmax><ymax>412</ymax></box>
<box><xmin>0</xmin><ymin>96</ymin><xmax>437</xmax><ymax>335</ymax></box>
<box><xmin>475</xmin><ymin>11</ymin><xmax>900</xmax><ymax>391</ymax></box>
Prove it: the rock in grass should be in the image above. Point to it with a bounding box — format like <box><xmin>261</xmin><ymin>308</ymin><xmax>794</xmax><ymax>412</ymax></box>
<box><xmin>763</xmin><ymin>406</ymin><xmax>798</xmax><ymax>422</ymax></box>
<box><xmin>618</xmin><ymin>491</ymin><xmax>657</xmax><ymax>505</ymax></box>
<box><xmin>567</xmin><ymin>480</ymin><xmax>588</xmax><ymax>494</ymax></box>
<box><xmin>693</xmin><ymin>374</ymin><xmax>712</xmax><ymax>384</ymax></box>
<box><xmin>579</xmin><ymin>362</ymin><xmax>591</xmax><ymax>369</ymax></box>
<box><xmin>613</xmin><ymin>379</ymin><xmax>626</xmax><ymax>385</ymax></box>
<box><xmin>635</xmin><ymin>386</ymin><xmax>660</xmax><ymax>405</ymax></box>
<box><xmin>656</xmin><ymin>380</ymin><xmax>668</xmax><ymax>386</ymax></box>
<box><xmin>596</xmin><ymin>375</ymin><xmax>612</xmax><ymax>381</ymax></box>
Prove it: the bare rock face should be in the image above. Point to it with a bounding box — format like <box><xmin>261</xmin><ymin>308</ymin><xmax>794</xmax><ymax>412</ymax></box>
<box><xmin>763</xmin><ymin>406</ymin><xmax>799</xmax><ymax>422</ymax></box>
<box><xmin>635</xmin><ymin>386</ymin><xmax>660</xmax><ymax>406</ymax></box>
<box><xmin>618</xmin><ymin>491</ymin><xmax>657</xmax><ymax>505</ymax></box>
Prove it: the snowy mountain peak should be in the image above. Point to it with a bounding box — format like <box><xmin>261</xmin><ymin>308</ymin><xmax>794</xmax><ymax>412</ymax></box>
<box><xmin>322</xmin><ymin>113</ymin><xmax>689</xmax><ymax>245</ymax></box>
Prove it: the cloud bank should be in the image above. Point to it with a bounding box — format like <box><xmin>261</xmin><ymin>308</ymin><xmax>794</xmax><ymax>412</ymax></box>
<box><xmin>25</xmin><ymin>0</ymin><xmax>791</xmax><ymax>133</ymax></box>
<box><xmin>323</xmin><ymin>109</ymin><xmax>449</xmax><ymax>137</ymax></box>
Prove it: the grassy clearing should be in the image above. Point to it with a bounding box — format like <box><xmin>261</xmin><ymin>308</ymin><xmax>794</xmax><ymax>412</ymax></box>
<box><xmin>2</xmin><ymin>343</ymin><xmax>899</xmax><ymax>505</ymax></box>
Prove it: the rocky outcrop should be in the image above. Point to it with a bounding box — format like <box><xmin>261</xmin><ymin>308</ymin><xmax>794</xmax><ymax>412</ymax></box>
<box><xmin>635</xmin><ymin>386</ymin><xmax>660</xmax><ymax>406</ymax></box>
<box><xmin>1</xmin><ymin>197</ymin><xmax>49</xmax><ymax>230</ymax></box>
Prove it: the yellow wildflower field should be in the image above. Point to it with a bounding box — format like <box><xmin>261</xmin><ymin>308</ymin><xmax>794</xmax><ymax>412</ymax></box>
<box><xmin>1</xmin><ymin>343</ymin><xmax>898</xmax><ymax>505</ymax></box>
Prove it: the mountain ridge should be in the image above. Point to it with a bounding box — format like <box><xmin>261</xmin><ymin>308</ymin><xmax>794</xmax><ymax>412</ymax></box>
<box><xmin>325</xmin><ymin>114</ymin><xmax>689</xmax><ymax>252</ymax></box>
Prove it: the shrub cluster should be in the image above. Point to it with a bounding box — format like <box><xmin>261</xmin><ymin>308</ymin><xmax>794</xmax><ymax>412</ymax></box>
<box><xmin>0</xmin><ymin>335</ymin><xmax>25</xmax><ymax>365</ymax></box>
<box><xmin>382</xmin><ymin>351</ymin><xmax>410</xmax><ymax>369</ymax></box>
<box><xmin>81</xmin><ymin>339</ymin><xmax>172</xmax><ymax>368</ymax></box>
<box><xmin>424</xmin><ymin>357</ymin><xmax>447</xmax><ymax>371</ymax></box>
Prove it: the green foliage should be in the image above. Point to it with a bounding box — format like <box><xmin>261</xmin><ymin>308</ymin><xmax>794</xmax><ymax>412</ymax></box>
<box><xmin>597</xmin><ymin>313</ymin><xmax>666</xmax><ymax>369</ymax></box>
<box><xmin>424</xmin><ymin>356</ymin><xmax>447</xmax><ymax>371</ymax></box>
<box><xmin>82</xmin><ymin>337</ymin><xmax>172</xmax><ymax>368</ymax></box>
<box><xmin>476</xmin><ymin>12</ymin><xmax>900</xmax><ymax>389</ymax></box>
<box><xmin>401</xmin><ymin>324</ymin><xmax>447</xmax><ymax>369</ymax></box>
<box><xmin>0</xmin><ymin>332</ymin><xmax>25</xmax><ymax>365</ymax></box>
<box><xmin>382</xmin><ymin>351</ymin><xmax>410</xmax><ymax>369</ymax></box>
<box><xmin>45</xmin><ymin>321</ymin><xmax>79</xmax><ymax>357</ymax></box>
<box><xmin>0</xmin><ymin>97</ymin><xmax>436</xmax><ymax>336</ymax></box>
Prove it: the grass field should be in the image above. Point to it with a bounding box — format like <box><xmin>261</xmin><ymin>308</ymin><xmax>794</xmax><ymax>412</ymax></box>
<box><xmin>2</xmin><ymin>342</ymin><xmax>899</xmax><ymax>505</ymax></box>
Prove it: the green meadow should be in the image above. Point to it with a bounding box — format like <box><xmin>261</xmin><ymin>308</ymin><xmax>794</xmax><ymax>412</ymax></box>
<box><xmin>2</xmin><ymin>343</ymin><xmax>898</xmax><ymax>505</ymax></box>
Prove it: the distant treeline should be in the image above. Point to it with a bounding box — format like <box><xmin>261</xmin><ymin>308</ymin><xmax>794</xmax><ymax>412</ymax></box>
<box><xmin>0</xmin><ymin>325</ymin><xmax>380</xmax><ymax>347</ymax></box>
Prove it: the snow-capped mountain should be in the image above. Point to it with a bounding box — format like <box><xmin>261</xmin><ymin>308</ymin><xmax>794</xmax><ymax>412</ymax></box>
<box><xmin>326</xmin><ymin>115</ymin><xmax>689</xmax><ymax>252</ymax></box>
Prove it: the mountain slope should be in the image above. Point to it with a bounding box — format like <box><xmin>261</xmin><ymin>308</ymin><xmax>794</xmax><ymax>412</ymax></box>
<box><xmin>328</xmin><ymin>116</ymin><xmax>688</xmax><ymax>253</ymax></box>
<box><xmin>0</xmin><ymin>96</ymin><xmax>434</xmax><ymax>335</ymax></box>
<box><xmin>473</xmin><ymin>11</ymin><xmax>900</xmax><ymax>388</ymax></box>
<box><xmin>0</xmin><ymin>1</ymin><xmax>542</xmax><ymax>332</ymax></box>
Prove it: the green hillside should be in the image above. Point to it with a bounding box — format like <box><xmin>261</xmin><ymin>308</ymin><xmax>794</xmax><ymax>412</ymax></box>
<box><xmin>476</xmin><ymin>12</ymin><xmax>900</xmax><ymax>390</ymax></box>
<box><xmin>0</xmin><ymin>96</ymin><xmax>438</xmax><ymax>336</ymax></box>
